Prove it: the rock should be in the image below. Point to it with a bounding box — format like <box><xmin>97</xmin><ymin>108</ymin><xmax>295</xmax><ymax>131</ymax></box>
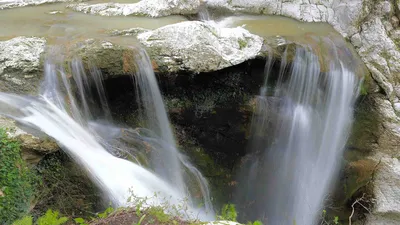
<box><xmin>68</xmin><ymin>0</ymin><xmax>201</xmax><ymax>17</ymax></box>
<box><xmin>365</xmin><ymin>215</ymin><xmax>400</xmax><ymax>225</ymax></box>
<box><xmin>0</xmin><ymin>116</ymin><xmax>59</xmax><ymax>165</ymax></box>
<box><xmin>364</xmin><ymin>157</ymin><xmax>400</xmax><ymax>224</ymax></box>
<box><xmin>0</xmin><ymin>0</ymin><xmax>83</xmax><ymax>10</ymax></box>
<box><xmin>0</xmin><ymin>37</ymin><xmax>46</xmax><ymax>94</ymax></box>
<box><xmin>68</xmin><ymin>39</ymin><xmax>138</xmax><ymax>78</ymax></box>
<box><xmin>205</xmin><ymin>0</ymin><xmax>364</xmax><ymax>37</ymax></box>
<box><xmin>137</xmin><ymin>21</ymin><xmax>263</xmax><ymax>73</ymax></box>
<box><xmin>206</xmin><ymin>221</ymin><xmax>242</xmax><ymax>225</ymax></box>
<box><xmin>372</xmin><ymin>157</ymin><xmax>400</xmax><ymax>216</ymax></box>
<box><xmin>109</xmin><ymin>28</ymin><xmax>150</xmax><ymax>36</ymax></box>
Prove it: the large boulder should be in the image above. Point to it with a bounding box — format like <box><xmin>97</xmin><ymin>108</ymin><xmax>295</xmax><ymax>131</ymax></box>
<box><xmin>0</xmin><ymin>116</ymin><xmax>59</xmax><ymax>166</ymax></box>
<box><xmin>0</xmin><ymin>37</ymin><xmax>46</xmax><ymax>95</ymax></box>
<box><xmin>366</xmin><ymin>157</ymin><xmax>400</xmax><ymax>223</ymax></box>
<box><xmin>137</xmin><ymin>21</ymin><xmax>264</xmax><ymax>74</ymax></box>
<box><xmin>69</xmin><ymin>0</ymin><xmax>201</xmax><ymax>17</ymax></box>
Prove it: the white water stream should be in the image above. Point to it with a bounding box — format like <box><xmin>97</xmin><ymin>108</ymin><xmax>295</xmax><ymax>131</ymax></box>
<box><xmin>235</xmin><ymin>47</ymin><xmax>360</xmax><ymax>225</ymax></box>
<box><xmin>0</xmin><ymin>47</ymin><xmax>214</xmax><ymax>221</ymax></box>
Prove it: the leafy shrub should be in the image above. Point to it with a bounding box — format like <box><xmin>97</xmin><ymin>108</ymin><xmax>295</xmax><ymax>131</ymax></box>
<box><xmin>36</xmin><ymin>209</ymin><xmax>68</xmax><ymax>225</ymax></box>
<box><xmin>12</xmin><ymin>209</ymin><xmax>68</xmax><ymax>225</ymax></box>
<box><xmin>217</xmin><ymin>204</ymin><xmax>237</xmax><ymax>222</ymax></box>
<box><xmin>0</xmin><ymin>129</ymin><xmax>36</xmax><ymax>224</ymax></box>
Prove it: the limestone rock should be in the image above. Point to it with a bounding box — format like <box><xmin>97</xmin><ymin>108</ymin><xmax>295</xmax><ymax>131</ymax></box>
<box><xmin>0</xmin><ymin>0</ymin><xmax>83</xmax><ymax>10</ymax></box>
<box><xmin>69</xmin><ymin>0</ymin><xmax>201</xmax><ymax>17</ymax></box>
<box><xmin>205</xmin><ymin>0</ymin><xmax>364</xmax><ymax>37</ymax></box>
<box><xmin>109</xmin><ymin>28</ymin><xmax>150</xmax><ymax>36</ymax></box>
<box><xmin>69</xmin><ymin>39</ymin><xmax>137</xmax><ymax>78</ymax></box>
<box><xmin>137</xmin><ymin>21</ymin><xmax>263</xmax><ymax>73</ymax></box>
<box><xmin>206</xmin><ymin>221</ymin><xmax>242</xmax><ymax>225</ymax></box>
<box><xmin>364</xmin><ymin>157</ymin><xmax>400</xmax><ymax>224</ymax></box>
<box><xmin>0</xmin><ymin>37</ymin><xmax>46</xmax><ymax>94</ymax></box>
<box><xmin>0</xmin><ymin>116</ymin><xmax>59</xmax><ymax>165</ymax></box>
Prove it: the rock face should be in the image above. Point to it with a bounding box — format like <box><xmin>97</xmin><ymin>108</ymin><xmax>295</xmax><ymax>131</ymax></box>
<box><xmin>137</xmin><ymin>21</ymin><xmax>264</xmax><ymax>73</ymax></box>
<box><xmin>371</xmin><ymin>157</ymin><xmax>400</xmax><ymax>221</ymax></box>
<box><xmin>0</xmin><ymin>0</ymin><xmax>82</xmax><ymax>10</ymax></box>
<box><xmin>206</xmin><ymin>0</ymin><xmax>400</xmax><ymax>102</ymax></box>
<box><xmin>205</xmin><ymin>0</ymin><xmax>363</xmax><ymax>37</ymax></box>
<box><xmin>0</xmin><ymin>116</ymin><xmax>59</xmax><ymax>165</ymax></box>
<box><xmin>69</xmin><ymin>0</ymin><xmax>201</xmax><ymax>17</ymax></box>
<box><xmin>0</xmin><ymin>37</ymin><xmax>46</xmax><ymax>94</ymax></box>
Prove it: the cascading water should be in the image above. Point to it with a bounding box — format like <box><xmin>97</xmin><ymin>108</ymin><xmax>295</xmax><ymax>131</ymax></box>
<box><xmin>235</xmin><ymin>46</ymin><xmax>360</xmax><ymax>225</ymax></box>
<box><xmin>0</xmin><ymin>47</ymin><xmax>214</xmax><ymax>220</ymax></box>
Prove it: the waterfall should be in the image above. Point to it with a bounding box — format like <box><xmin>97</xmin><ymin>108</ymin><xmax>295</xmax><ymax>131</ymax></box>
<box><xmin>235</xmin><ymin>47</ymin><xmax>360</xmax><ymax>225</ymax></box>
<box><xmin>132</xmin><ymin>49</ymin><xmax>214</xmax><ymax>215</ymax></box>
<box><xmin>0</xmin><ymin>47</ymin><xmax>214</xmax><ymax>221</ymax></box>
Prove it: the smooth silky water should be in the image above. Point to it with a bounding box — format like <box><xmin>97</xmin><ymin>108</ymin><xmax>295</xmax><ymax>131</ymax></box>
<box><xmin>0</xmin><ymin>47</ymin><xmax>214</xmax><ymax>220</ymax></box>
<box><xmin>234</xmin><ymin>44</ymin><xmax>362</xmax><ymax>224</ymax></box>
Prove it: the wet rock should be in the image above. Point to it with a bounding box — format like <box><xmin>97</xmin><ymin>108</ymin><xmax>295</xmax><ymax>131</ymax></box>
<box><xmin>109</xmin><ymin>28</ymin><xmax>150</xmax><ymax>36</ymax></box>
<box><xmin>69</xmin><ymin>0</ymin><xmax>201</xmax><ymax>17</ymax></box>
<box><xmin>0</xmin><ymin>116</ymin><xmax>59</xmax><ymax>166</ymax></box>
<box><xmin>205</xmin><ymin>0</ymin><xmax>363</xmax><ymax>37</ymax></box>
<box><xmin>0</xmin><ymin>0</ymin><xmax>84</xmax><ymax>10</ymax></box>
<box><xmin>0</xmin><ymin>37</ymin><xmax>46</xmax><ymax>94</ymax></box>
<box><xmin>137</xmin><ymin>21</ymin><xmax>263</xmax><ymax>73</ymax></box>
<box><xmin>206</xmin><ymin>221</ymin><xmax>242</xmax><ymax>225</ymax></box>
<box><xmin>364</xmin><ymin>157</ymin><xmax>400</xmax><ymax>224</ymax></box>
<box><xmin>69</xmin><ymin>39</ymin><xmax>138</xmax><ymax>78</ymax></box>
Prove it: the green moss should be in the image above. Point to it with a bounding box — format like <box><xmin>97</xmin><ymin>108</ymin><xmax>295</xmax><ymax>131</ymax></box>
<box><xmin>0</xmin><ymin>128</ymin><xmax>36</xmax><ymax>224</ymax></box>
<box><xmin>31</xmin><ymin>152</ymin><xmax>101</xmax><ymax>220</ymax></box>
<box><xmin>238</xmin><ymin>39</ymin><xmax>247</xmax><ymax>50</ymax></box>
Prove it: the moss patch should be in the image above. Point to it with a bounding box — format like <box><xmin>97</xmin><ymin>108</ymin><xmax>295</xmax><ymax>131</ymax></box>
<box><xmin>0</xmin><ymin>128</ymin><xmax>36</xmax><ymax>224</ymax></box>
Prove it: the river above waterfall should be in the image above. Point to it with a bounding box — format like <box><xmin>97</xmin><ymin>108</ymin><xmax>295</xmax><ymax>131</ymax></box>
<box><xmin>0</xmin><ymin>1</ymin><xmax>187</xmax><ymax>42</ymax></box>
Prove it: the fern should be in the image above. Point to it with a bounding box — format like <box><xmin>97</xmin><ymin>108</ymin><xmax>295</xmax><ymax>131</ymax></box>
<box><xmin>217</xmin><ymin>204</ymin><xmax>237</xmax><ymax>222</ymax></box>
<box><xmin>36</xmin><ymin>209</ymin><xmax>68</xmax><ymax>225</ymax></box>
<box><xmin>12</xmin><ymin>216</ymin><xmax>33</xmax><ymax>225</ymax></box>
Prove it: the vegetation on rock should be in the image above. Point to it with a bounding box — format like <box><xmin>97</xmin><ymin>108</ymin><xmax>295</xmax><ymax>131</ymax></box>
<box><xmin>0</xmin><ymin>128</ymin><xmax>36</xmax><ymax>224</ymax></box>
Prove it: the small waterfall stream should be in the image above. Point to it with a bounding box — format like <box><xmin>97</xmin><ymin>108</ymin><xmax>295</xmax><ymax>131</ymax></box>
<box><xmin>0</xmin><ymin>47</ymin><xmax>214</xmax><ymax>221</ymax></box>
<box><xmin>235</xmin><ymin>47</ymin><xmax>360</xmax><ymax>225</ymax></box>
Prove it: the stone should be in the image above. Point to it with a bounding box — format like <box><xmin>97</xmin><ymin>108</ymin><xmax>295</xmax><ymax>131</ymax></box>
<box><xmin>0</xmin><ymin>37</ymin><xmax>46</xmax><ymax>94</ymax></box>
<box><xmin>68</xmin><ymin>39</ymin><xmax>137</xmax><ymax>78</ymax></box>
<box><xmin>205</xmin><ymin>0</ymin><xmax>364</xmax><ymax>37</ymax></box>
<box><xmin>137</xmin><ymin>21</ymin><xmax>263</xmax><ymax>73</ymax></box>
<box><xmin>0</xmin><ymin>116</ymin><xmax>59</xmax><ymax>166</ymax></box>
<box><xmin>206</xmin><ymin>221</ymin><xmax>242</xmax><ymax>225</ymax></box>
<box><xmin>363</xmin><ymin>156</ymin><xmax>400</xmax><ymax>224</ymax></box>
<box><xmin>109</xmin><ymin>28</ymin><xmax>150</xmax><ymax>36</ymax></box>
<box><xmin>69</xmin><ymin>0</ymin><xmax>201</xmax><ymax>17</ymax></box>
<box><xmin>365</xmin><ymin>215</ymin><xmax>400</xmax><ymax>225</ymax></box>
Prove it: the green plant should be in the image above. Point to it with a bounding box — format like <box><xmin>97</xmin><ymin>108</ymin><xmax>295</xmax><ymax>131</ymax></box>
<box><xmin>36</xmin><ymin>209</ymin><xmax>68</xmax><ymax>225</ymax></box>
<box><xmin>148</xmin><ymin>206</ymin><xmax>170</xmax><ymax>223</ymax></box>
<box><xmin>12</xmin><ymin>216</ymin><xmax>33</xmax><ymax>225</ymax></box>
<box><xmin>74</xmin><ymin>217</ymin><xmax>88</xmax><ymax>225</ymax></box>
<box><xmin>97</xmin><ymin>206</ymin><xmax>114</xmax><ymax>219</ymax></box>
<box><xmin>134</xmin><ymin>214</ymin><xmax>146</xmax><ymax>225</ymax></box>
<box><xmin>321</xmin><ymin>209</ymin><xmax>341</xmax><ymax>225</ymax></box>
<box><xmin>32</xmin><ymin>152</ymin><xmax>101</xmax><ymax>219</ymax></box>
<box><xmin>0</xmin><ymin>128</ymin><xmax>36</xmax><ymax>224</ymax></box>
<box><xmin>246</xmin><ymin>220</ymin><xmax>263</xmax><ymax>225</ymax></box>
<box><xmin>217</xmin><ymin>204</ymin><xmax>237</xmax><ymax>221</ymax></box>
